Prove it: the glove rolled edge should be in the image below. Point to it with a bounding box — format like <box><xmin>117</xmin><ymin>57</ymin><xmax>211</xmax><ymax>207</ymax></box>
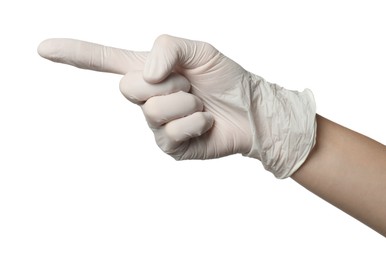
<box><xmin>243</xmin><ymin>74</ymin><xmax>317</xmax><ymax>179</ymax></box>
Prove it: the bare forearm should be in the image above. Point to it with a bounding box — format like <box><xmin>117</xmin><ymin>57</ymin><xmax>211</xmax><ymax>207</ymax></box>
<box><xmin>291</xmin><ymin>115</ymin><xmax>386</xmax><ymax>236</ymax></box>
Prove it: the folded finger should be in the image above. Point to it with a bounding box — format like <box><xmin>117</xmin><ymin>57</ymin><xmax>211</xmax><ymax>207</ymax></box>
<box><xmin>142</xmin><ymin>91</ymin><xmax>204</xmax><ymax>127</ymax></box>
<box><xmin>119</xmin><ymin>72</ymin><xmax>191</xmax><ymax>104</ymax></box>
<box><xmin>164</xmin><ymin>112</ymin><xmax>214</xmax><ymax>144</ymax></box>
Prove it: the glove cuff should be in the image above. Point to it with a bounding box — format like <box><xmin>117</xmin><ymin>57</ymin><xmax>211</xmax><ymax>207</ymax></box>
<box><xmin>243</xmin><ymin>74</ymin><xmax>317</xmax><ymax>179</ymax></box>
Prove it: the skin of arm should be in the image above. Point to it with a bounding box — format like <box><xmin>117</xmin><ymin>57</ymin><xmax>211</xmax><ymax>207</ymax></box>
<box><xmin>292</xmin><ymin>115</ymin><xmax>386</xmax><ymax>237</ymax></box>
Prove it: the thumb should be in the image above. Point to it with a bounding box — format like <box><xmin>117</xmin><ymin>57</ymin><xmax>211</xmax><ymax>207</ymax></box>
<box><xmin>37</xmin><ymin>38</ymin><xmax>147</xmax><ymax>75</ymax></box>
<box><xmin>143</xmin><ymin>34</ymin><xmax>218</xmax><ymax>83</ymax></box>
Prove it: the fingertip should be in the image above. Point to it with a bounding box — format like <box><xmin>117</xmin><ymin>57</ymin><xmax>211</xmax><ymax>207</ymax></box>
<box><xmin>37</xmin><ymin>38</ymin><xmax>66</xmax><ymax>63</ymax></box>
<box><xmin>143</xmin><ymin>61</ymin><xmax>169</xmax><ymax>84</ymax></box>
<box><xmin>202</xmin><ymin>112</ymin><xmax>215</xmax><ymax>129</ymax></box>
<box><xmin>142</xmin><ymin>70</ymin><xmax>163</xmax><ymax>84</ymax></box>
<box><xmin>37</xmin><ymin>39</ymin><xmax>54</xmax><ymax>59</ymax></box>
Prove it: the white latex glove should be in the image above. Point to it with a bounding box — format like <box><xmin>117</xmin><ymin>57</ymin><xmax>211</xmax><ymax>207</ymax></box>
<box><xmin>38</xmin><ymin>35</ymin><xmax>316</xmax><ymax>179</ymax></box>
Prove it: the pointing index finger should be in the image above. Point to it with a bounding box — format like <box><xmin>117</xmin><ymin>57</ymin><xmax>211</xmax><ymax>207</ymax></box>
<box><xmin>37</xmin><ymin>38</ymin><xmax>147</xmax><ymax>75</ymax></box>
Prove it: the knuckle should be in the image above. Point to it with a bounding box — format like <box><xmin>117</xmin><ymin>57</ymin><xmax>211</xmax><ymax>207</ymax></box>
<box><xmin>119</xmin><ymin>74</ymin><xmax>142</xmax><ymax>104</ymax></box>
<box><xmin>203</xmin><ymin>42</ymin><xmax>216</xmax><ymax>52</ymax></box>
<box><xmin>155</xmin><ymin>34</ymin><xmax>174</xmax><ymax>46</ymax></box>
<box><xmin>118</xmin><ymin>76</ymin><xmax>129</xmax><ymax>95</ymax></box>
<box><xmin>142</xmin><ymin>97</ymin><xmax>163</xmax><ymax>126</ymax></box>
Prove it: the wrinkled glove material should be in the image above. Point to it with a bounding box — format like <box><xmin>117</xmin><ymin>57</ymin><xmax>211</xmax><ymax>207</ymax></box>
<box><xmin>243</xmin><ymin>74</ymin><xmax>317</xmax><ymax>179</ymax></box>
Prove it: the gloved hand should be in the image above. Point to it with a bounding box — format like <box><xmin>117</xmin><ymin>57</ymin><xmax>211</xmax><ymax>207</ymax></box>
<box><xmin>38</xmin><ymin>35</ymin><xmax>316</xmax><ymax>179</ymax></box>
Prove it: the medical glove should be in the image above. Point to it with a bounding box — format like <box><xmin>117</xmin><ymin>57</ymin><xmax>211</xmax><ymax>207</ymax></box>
<box><xmin>38</xmin><ymin>35</ymin><xmax>316</xmax><ymax>178</ymax></box>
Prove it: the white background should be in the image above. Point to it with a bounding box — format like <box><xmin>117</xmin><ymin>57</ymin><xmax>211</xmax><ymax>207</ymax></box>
<box><xmin>1</xmin><ymin>0</ymin><xmax>385</xmax><ymax>259</ymax></box>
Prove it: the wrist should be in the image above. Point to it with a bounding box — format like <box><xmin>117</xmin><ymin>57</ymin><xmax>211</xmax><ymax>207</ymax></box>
<box><xmin>243</xmin><ymin>73</ymin><xmax>317</xmax><ymax>179</ymax></box>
